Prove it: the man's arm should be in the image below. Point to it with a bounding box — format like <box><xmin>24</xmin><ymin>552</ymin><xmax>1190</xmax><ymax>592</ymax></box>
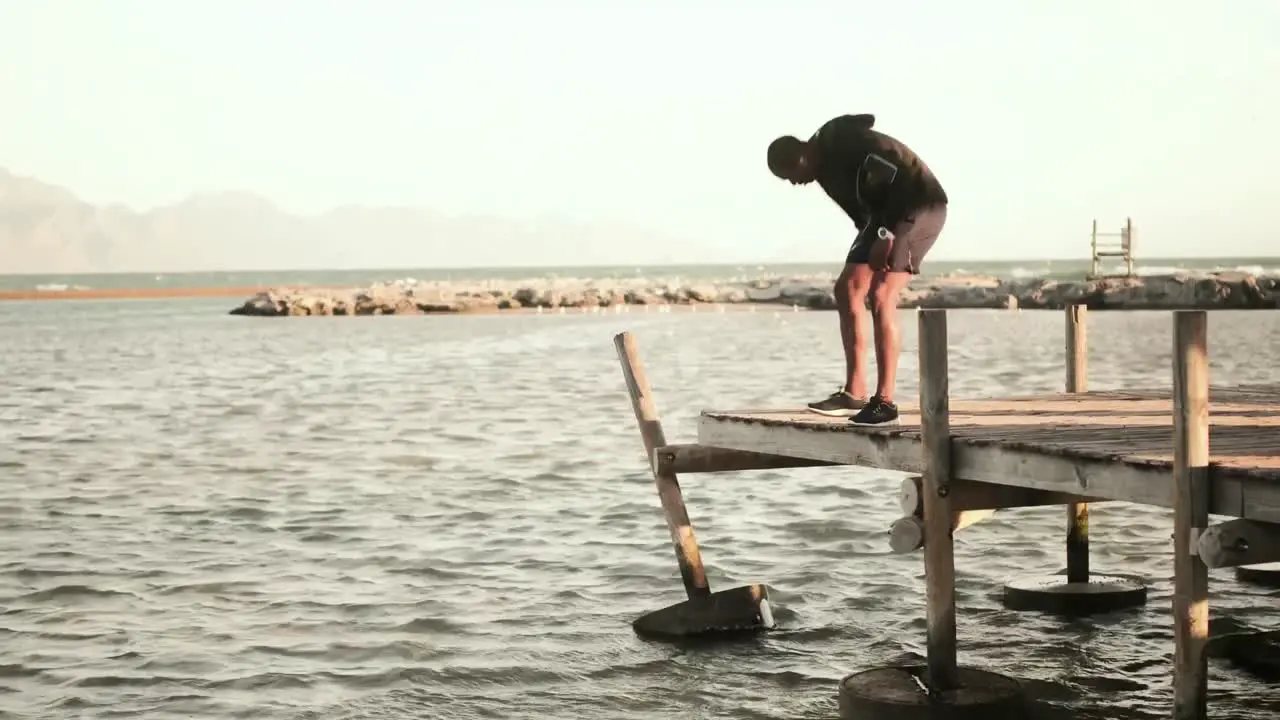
<box><xmin>859</xmin><ymin>153</ymin><xmax>905</xmax><ymax>228</ymax></box>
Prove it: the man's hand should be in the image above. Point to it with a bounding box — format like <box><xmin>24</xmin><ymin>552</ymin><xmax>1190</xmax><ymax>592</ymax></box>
<box><xmin>868</xmin><ymin>227</ymin><xmax>894</xmax><ymax>271</ymax></box>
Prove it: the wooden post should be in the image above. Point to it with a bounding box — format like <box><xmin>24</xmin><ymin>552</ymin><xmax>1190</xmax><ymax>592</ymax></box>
<box><xmin>1172</xmin><ymin>310</ymin><xmax>1210</xmax><ymax>720</ymax></box>
<box><xmin>917</xmin><ymin>309</ymin><xmax>958</xmax><ymax>692</ymax></box>
<box><xmin>1065</xmin><ymin>305</ymin><xmax>1090</xmax><ymax>584</ymax></box>
<box><xmin>614</xmin><ymin>332</ymin><xmax>711</xmax><ymax>599</ymax></box>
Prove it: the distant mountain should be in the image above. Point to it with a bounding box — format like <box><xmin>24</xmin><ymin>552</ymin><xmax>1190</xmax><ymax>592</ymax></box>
<box><xmin>0</xmin><ymin>168</ymin><xmax>703</xmax><ymax>273</ymax></box>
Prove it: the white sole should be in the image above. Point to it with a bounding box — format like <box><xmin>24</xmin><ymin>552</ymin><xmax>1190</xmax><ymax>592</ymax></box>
<box><xmin>806</xmin><ymin>406</ymin><xmax>859</xmax><ymax>417</ymax></box>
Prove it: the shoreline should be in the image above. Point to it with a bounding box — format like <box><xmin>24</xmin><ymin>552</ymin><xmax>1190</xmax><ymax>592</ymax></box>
<box><xmin>0</xmin><ymin>286</ymin><xmax>278</xmax><ymax>301</ymax></box>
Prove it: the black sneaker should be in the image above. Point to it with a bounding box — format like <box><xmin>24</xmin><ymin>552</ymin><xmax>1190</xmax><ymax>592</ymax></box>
<box><xmin>849</xmin><ymin>395</ymin><xmax>899</xmax><ymax>426</ymax></box>
<box><xmin>806</xmin><ymin>389</ymin><xmax>867</xmax><ymax>417</ymax></box>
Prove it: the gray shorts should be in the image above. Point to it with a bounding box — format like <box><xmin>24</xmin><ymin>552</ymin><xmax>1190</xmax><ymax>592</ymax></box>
<box><xmin>846</xmin><ymin>204</ymin><xmax>947</xmax><ymax>274</ymax></box>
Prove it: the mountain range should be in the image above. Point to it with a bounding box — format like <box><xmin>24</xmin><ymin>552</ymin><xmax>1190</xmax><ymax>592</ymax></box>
<box><xmin>0</xmin><ymin>168</ymin><xmax>702</xmax><ymax>274</ymax></box>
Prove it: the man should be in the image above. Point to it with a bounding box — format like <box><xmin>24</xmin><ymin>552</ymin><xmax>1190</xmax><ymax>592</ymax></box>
<box><xmin>766</xmin><ymin>113</ymin><xmax>948</xmax><ymax>426</ymax></box>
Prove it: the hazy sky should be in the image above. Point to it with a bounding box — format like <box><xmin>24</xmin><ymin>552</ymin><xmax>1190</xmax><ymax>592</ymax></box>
<box><xmin>2</xmin><ymin>1</ymin><xmax>1278</xmax><ymax>264</ymax></box>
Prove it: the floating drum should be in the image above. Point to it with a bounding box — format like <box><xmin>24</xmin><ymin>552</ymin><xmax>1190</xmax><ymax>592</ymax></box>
<box><xmin>1235</xmin><ymin>562</ymin><xmax>1280</xmax><ymax>588</ymax></box>
<box><xmin>838</xmin><ymin>665</ymin><xmax>1026</xmax><ymax>720</ymax></box>
<box><xmin>999</xmin><ymin>304</ymin><xmax>1148</xmax><ymax>616</ymax></box>
<box><xmin>1001</xmin><ymin>570</ymin><xmax>1147</xmax><ymax>615</ymax></box>
<box><xmin>632</xmin><ymin>583</ymin><xmax>775</xmax><ymax>640</ymax></box>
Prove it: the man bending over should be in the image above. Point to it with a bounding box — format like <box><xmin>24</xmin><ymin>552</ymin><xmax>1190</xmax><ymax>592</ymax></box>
<box><xmin>766</xmin><ymin>113</ymin><xmax>948</xmax><ymax>426</ymax></box>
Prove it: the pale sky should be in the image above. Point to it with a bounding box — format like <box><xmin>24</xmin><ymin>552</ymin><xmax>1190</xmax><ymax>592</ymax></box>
<box><xmin>2</xmin><ymin>0</ymin><xmax>1278</xmax><ymax>264</ymax></box>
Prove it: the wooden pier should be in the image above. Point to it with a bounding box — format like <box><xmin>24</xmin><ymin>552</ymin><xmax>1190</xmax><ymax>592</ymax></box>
<box><xmin>615</xmin><ymin>307</ymin><xmax>1280</xmax><ymax>719</ymax></box>
<box><xmin>698</xmin><ymin>386</ymin><xmax>1280</xmax><ymax>522</ymax></box>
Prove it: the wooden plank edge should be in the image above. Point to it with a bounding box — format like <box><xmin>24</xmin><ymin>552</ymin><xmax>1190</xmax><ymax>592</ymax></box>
<box><xmin>697</xmin><ymin>414</ymin><xmax>1280</xmax><ymax>523</ymax></box>
<box><xmin>698</xmin><ymin>414</ymin><xmax>921</xmax><ymax>472</ymax></box>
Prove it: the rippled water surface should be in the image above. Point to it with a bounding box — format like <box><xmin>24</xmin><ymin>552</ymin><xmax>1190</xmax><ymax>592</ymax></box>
<box><xmin>2</xmin><ymin>299</ymin><xmax>1280</xmax><ymax>720</ymax></box>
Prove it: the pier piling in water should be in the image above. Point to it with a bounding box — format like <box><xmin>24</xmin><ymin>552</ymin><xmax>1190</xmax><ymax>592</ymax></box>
<box><xmin>917</xmin><ymin>310</ymin><xmax>958</xmax><ymax>691</ymax></box>
<box><xmin>1172</xmin><ymin>311</ymin><xmax>1210</xmax><ymax>720</ymax></box>
<box><xmin>838</xmin><ymin>310</ymin><xmax>1027</xmax><ymax>718</ymax></box>
<box><xmin>1001</xmin><ymin>305</ymin><xmax>1148</xmax><ymax>615</ymax></box>
<box><xmin>1066</xmin><ymin>304</ymin><xmax>1090</xmax><ymax>583</ymax></box>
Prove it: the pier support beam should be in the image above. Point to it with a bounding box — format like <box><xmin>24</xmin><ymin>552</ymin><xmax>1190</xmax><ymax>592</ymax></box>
<box><xmin>839</xmin><ymin>310</ymin><xmax>1025</xmax><ymax>719</ymax></box>
<box><xmin>614</xmin><ymin>332</ymin><xmax>774</xmax><ymax>640</ymax></box>
<box><xmin>898</xmin><ymin>476</ymin><xmax>1103</xmax><ymax>514</ymax></box>
<box><xmin>891</xmin><ymin>476</ymin><xmax>1106</xmax><ymax>554</ymax></box>
<box><xmin>654</xmin><ymin>443</ymin><xmax>839</xmax><ymax>475</ymax></box>
<box><xmin>1001</xmin><ymin>305</ymin><xmax>1147</xmax><ymax>615</ymax></box>
<box><xmin>1172</xmin><ymin>310</ymin><xmax>1210</xmax><ymax>720</ymax></box>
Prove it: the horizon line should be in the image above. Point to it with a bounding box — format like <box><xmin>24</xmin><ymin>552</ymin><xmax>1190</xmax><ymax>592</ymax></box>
<box><xmin>2</xmin><ymin>255</ymin><xmax>1277</xmax><ymax>278</ymax></box>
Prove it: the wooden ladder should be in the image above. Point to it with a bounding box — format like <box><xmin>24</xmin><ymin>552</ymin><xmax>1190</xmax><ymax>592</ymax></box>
<box><xmin>1089</xmin><ymin>217</ymin><xmax>1136</xmax><ymax>279</ymax></box>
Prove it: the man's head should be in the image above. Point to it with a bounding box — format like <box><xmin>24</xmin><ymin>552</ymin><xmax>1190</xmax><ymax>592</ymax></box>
<box><xmin>767</xmin><ymin>135</ymin><xmax>817</xmax><ymax>185</ymax></box>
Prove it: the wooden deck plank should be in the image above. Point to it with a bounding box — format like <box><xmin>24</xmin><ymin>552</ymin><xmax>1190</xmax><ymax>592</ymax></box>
<box><xmin>697</xmin><ymin>385</ymin><xmax>1280</xmax><ymax>522</ymax></box>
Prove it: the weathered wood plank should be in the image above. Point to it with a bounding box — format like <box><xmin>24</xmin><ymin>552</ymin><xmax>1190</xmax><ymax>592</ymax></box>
<box><xmin>704</xmin><ymin>398</ymin><xmax>1280</xmax><ymax>431</ymax></box>
<box><xmin>898</xmin><ymin>476</ymin><xmax>1103</xmax><ymax>514</ymax></box>
<box><xmin>653</xmin><ymin>443</ymin><xmax>840</xmax><ymax>475</ymax></box>
<box><xmin>698</xmin><ymin>413</ymin><xmax>924</xmax><ymax>473</ymax></box>
<box><xmin>615</xmin><ymin>332</ymin><xmax>711</xmax><ymax>599</ymax></box>
<box><xmin>697</xmin><ymin>382</ymin><xmax>1280</xmax><ymax>522</ymax></box>
<box><xmin>696</xmin><ymin>415</ymin><xmax>1280</xmax><ymax>523</ymax></box>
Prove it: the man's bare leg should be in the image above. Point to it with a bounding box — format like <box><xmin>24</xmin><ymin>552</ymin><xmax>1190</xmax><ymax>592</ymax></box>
<box><xmin>868</xmin><ymin>270</ymin><xmax>914</xmax><ymax>403</ymax></box>
<box><xmin>840</xmin><ymin>263</ymin><xmax>875</xmax><ymax>397</ymax></box>
<box><xmin>808</xmin><ymin>263</ymin><xmax>874</xmax><ymax>416</ymax></box>
<box><xmin>847</xmin><ymin>205</ymin><xmax>945</xmax><ymax>426</ymax></box>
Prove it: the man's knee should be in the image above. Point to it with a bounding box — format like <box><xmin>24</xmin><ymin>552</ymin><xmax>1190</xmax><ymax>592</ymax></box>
<box><xmin>836</xmin><ymin>274</ymin><xmax>868</xmax><ymax>311</ymax></box>
<box><xmin>831</xmin><ymin>276</ymin><xmax>844</xmax><ymax>309</ymax></box>
<box><xmin>870</xmin><ymin>280</ymin><xmax>903</xmax><ymax>314</ymax></box>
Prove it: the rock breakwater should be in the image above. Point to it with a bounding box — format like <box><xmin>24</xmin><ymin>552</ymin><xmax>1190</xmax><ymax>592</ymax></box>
<box><xmin>228</xmin><ymin>271</ymin><xmax>1280</xmax><ymax>316</ymax></box>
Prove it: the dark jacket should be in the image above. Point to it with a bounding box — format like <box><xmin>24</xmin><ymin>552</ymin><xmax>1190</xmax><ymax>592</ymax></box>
<box><xmin>810</xmin><ymin>114</ymin><xmax>947</xmax><ymax>230</ymax></box>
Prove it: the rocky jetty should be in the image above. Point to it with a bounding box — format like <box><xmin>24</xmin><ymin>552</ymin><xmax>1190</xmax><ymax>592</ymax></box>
<box><xmin>228</xmin><ymin>271</ymin><xmax>1280</xmax><ymax>316</ymax></box>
